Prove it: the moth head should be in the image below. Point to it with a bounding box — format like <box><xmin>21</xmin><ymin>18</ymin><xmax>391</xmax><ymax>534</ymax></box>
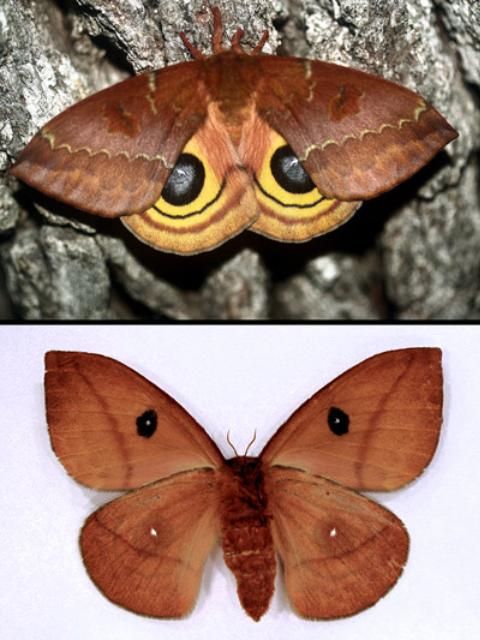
<box><xmin>179</xmin><ymin>5</ymin><xmax>269</xmax><ymax>60</ymax></box>
<box><xmin>226</xmin><ymin>429</ymin><xmax>257</xmax><ymax>460</ymax></box>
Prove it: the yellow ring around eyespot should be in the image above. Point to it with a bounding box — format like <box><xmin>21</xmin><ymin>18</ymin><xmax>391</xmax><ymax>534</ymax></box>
<box><xmin>256</xmin><ymin>130</ymin><xmax>324</xmax><ymax>208</ymax></box>
<box><xmin>148</xmin><ymin>137</ymin><xmax>222</xmax><ymax>220</ymax></box>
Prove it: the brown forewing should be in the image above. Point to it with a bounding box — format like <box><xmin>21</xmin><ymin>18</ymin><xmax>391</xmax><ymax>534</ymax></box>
<box><xmin>45</xmin><ymin>351</ymin><xmax>224</xmax><ymax>490</ymax></box>
<box><xmin>255</xmin><ymin>57</ymin><xmax>458</xmax><ymax>200</ymax></box>
<box><xmin>261</xmin><ymin>348</ymin><xmax>443</xmax><ymax>491</ymax></box>
<box><xmin>11</xmin><ymin>63</ymin><xmax>209</xmax><ymax>216</ymax></box>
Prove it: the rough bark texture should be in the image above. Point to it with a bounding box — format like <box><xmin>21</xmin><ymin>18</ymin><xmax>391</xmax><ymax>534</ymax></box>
<box><xmin>1</xmin><ymin>0</ymin><xmax>478</xmax><ymax>319</ymax></box>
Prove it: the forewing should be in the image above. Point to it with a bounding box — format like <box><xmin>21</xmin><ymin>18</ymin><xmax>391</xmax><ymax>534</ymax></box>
<box><xmin>80</xmin><ymin>469</ymin><xmax>219</xmax><ymax>617</ymax></box>
<box><xmin>255</xmin><ymin>56</ymin><xmax>457</xmax><ymax>200</ymax></box>
<box><xmin>45</xmin><ymin>351</ymin><xmax>223</xmax><ymax>490</ymax></box>
<box><xmin>11</xmin><ymin>63</ymin><xmax>207</xmax><ymax>217</ymax></box>
<box><xmin>261</xmin><ymin>348</ymin><xmax>442</xmax><ymax>491</ymax></box>
<box><xmin>266</xmin><ymin>467</ymin><xmax>409</xmax><ymax>618</ymax></box>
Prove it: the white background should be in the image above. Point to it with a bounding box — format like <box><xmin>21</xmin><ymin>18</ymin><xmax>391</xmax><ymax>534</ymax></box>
<box><xmin>0</xmin><ymin>325</ymin><xmax>479</xmax><ymax>640</ymax></box>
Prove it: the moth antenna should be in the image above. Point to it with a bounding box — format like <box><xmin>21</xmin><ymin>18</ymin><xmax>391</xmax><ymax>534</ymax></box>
<box><xmin>252</xmin><ymin>30</ymin><xmax>269</xmax><ymax>54</ymax></box>
<box><xmin>210</xmin><ymin>5</ymin><xmax>225</xmax><ymax>54</ymax></box>
<box><xmin>226</xmin><ymin>430</ymin><xmax>239</xmax><ymax>457</ymax></box>
<box><xmin>244</xmin><ymin>430</ymin><xmax>257</xmax><ymax>456</ymax></box>
<box><xmin>231</xmin><ymin>28</ymin><xmax>245</xmax><ymax>53</ymax></box>
<box><xmin>179</xmin><ymin>32</ymin><xmax>205</xmax><ymax>60</ymax></box>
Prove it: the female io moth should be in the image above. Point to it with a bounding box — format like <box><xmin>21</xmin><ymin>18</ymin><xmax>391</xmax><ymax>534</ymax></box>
<box><xmin>11</xmin><ymin>8</ymin><xmax>457</xmax><ymax>255</ymax></box>
<box><xmin>45</xmin><ymin>347</ymin><xmax>442</xmax><ymax>620</ymax></box>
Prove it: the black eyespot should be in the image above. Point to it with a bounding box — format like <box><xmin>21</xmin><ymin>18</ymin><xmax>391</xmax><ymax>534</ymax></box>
<box><xmin>136</xmin><ymin>409</ymin><xmax>158</xmax><ymax>438</ymax></box>
<box><xmin>270</xmin><ymin>145</ymin><xmax>315</xmax><ymax>193</ymax></box>
<box><xmin>327</xmin><ymin>407</ymin><xmax>349</xmax><ymax>436</ymax></box>
<box><xmin>161</xmin><ymin>153</ymin><xmax>205</xmax><ymax>205</ymax></box>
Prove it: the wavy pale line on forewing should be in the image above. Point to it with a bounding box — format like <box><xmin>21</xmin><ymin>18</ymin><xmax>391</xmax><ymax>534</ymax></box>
<box><xmin>299</xmin><ymin>100</ymin><xmax>428</xmax><ymax>162</ymax></box>
<box><xmin>41</xmin><ymin>129</ymin><xmax>173</xmax><ymax>167</ymax></box>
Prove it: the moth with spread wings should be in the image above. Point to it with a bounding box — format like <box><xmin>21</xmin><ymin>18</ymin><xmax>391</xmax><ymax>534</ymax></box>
<box><xmin>12</xmin><ymin>7</ymin><xmax>456</xmax><ymax>255</ymax></box>
<box><xmin>44</xmin><ymin>348</ymin><xmax>442</xmax><ymax>620</ymax></box>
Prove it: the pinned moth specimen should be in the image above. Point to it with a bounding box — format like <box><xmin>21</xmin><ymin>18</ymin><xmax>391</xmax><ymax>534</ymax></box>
<box><xmin>44</xmin><ymin>348</ymin><xmax>442</xmax><ymax>620</ymax></box>
<box><xmin>11</xmin><ymin>7</ymin><xmax>457</xmax><ymax>255</ymax></box>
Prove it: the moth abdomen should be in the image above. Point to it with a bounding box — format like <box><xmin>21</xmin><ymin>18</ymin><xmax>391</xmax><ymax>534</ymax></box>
<box><xmin>219</xmin><ymin>458</ymin><xmax>276</xmax><ymax>621</ymax></box>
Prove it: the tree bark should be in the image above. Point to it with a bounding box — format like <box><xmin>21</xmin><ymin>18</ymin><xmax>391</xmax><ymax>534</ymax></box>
<box><xmin>1</xmin><ymin>0</ymin><xmax>477</xmax><ymax>319</ymax></box>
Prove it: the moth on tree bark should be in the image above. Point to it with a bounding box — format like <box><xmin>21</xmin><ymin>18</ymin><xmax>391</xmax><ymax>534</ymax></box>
<box><xmin>10</xmin><ymin>4</ymin><xmax>457</xmax><ymax>254</ymax></box>
<box><xmin>1</xmin><ymin>0</ymin><xmax>477</xmax><ymax>319</ymax></box>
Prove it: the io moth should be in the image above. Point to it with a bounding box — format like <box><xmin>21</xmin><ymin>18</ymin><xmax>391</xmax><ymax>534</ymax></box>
<box><xmin>45</xmin><ymin>348</ymin><xmax>442</xmax><ymax>620</ymax></box>
<box><xmin>12</xmin><ymin>7</ymin><xmax>457</xmax><ymax>255</ymax></box>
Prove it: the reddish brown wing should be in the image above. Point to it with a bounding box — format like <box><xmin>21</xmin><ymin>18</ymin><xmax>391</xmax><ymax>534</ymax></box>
<box><xmin>261</xmin><ymin>348</ymin><xmax>442</xmax><ymax>491</ymax></box>
<box><xmin>80</xmin><ymin>469</ymin><xmax>219</xmax><ymax>617</ymax></box>
<box><xmin>45</xmin><ymin>351</ymin><xmax>223</xmax><ymax>490</ymax></box>
<box><xmin>265</xmin><ymin>467</ymin><xmax>409</xmax><ymax>618</ymax></box>
<box><xmin>11</xmin><ymin>63</ymin><xmax>207</xmax><ymax>217</ymax></box>
<box><xmin>255</xmin><ymin>57</ymin><xmax>457</xmax><ymax>200</ymax></box>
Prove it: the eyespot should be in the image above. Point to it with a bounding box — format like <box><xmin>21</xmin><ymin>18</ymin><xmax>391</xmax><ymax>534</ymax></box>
<box><xmin>161</xmin><ymin>153</ymin><xmax>205</xmax><ymax>206</ymax></box>
<box><xmin>136</xmin><ymin>409</ymin><xmax>158</xmax><ymax>438</ymax></box>
<box><xmin>253</xmin><ymin>130</ymin><xmax>325</xmax><ymax>210</ymax></box>
<box><xmin>270</xmin><ymin>145</ymin><xmax>315</xmax><ymax>194</ymax></box>
<box><xmin>145</xmin><ymin>137</ymin><xmax>224</xmax><ymax>220</ymax></box>
<box><xmin>327</xmin><ymin>407</ymin><xmax>349</xmax><ymax>436</ymax></box>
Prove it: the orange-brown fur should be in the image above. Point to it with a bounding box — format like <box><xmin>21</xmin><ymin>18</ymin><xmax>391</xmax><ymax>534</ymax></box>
<box><xmin>219</xmin><ymin>457</ymin><xmax>276</xmax><ymax>621</ymax></box>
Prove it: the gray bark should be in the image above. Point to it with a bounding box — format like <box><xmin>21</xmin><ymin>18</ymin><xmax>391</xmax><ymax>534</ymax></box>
<box><xmin>1</xmin><ymin>0</ymin><xmax>478</xmax><ymax>319</ymax></box>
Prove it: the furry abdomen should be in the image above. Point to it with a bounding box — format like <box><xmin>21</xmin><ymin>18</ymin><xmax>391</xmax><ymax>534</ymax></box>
<box><xmin>219</xmin><ymin>457</ymin><xmax>276</xmax><ymax>621</ymax></box>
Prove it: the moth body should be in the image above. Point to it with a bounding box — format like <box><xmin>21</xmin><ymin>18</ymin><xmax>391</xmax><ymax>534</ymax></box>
<box><xmin>219</xmin><ymin>457</ymin><xmax>275</xmax><ymax>621</ymax></box>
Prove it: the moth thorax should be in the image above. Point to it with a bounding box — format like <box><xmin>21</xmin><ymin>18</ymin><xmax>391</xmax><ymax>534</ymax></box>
<box><xmin>224</xmin><ymin>457</ymin><xmax>265</xmax><ymax>503</ymax></box>
<box><xmin>223</xmin><ymin>102</ymin><xmax>255</xmax><ymax>147</ymax></box>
